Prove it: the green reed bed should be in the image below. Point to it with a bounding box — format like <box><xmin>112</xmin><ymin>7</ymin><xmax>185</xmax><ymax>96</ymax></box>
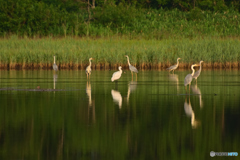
<box><xmin>0</xmin><ymin>36</ymin><xmax>240</xmax><ymax>69</ymax></box>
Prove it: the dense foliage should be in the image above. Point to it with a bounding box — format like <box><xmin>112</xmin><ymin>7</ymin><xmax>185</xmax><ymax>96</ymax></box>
<box><xmin>0</xmin><ymin>0</ymin><xmax>240</xmax><ymax>38</ymax></box>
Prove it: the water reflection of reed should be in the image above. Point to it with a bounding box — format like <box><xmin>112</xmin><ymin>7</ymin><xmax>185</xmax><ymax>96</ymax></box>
<box><xmin>191</xmin><ymin>84</ymin><xmax>203</xmax><ymax>108</ymax></box>
<box><xmin>184</xmin><ymin>96</ymin><xmax>201</xmax><ymax>129</ymax></box>
<box><xmin>127</xmin><ymin>81</ymin><xmax>137</xmax><ymax>104</ymax></box>
<box><xmin>111</xmin><ymin>90</ymin><xmax>122</xmax><ymax>109</ymax></box>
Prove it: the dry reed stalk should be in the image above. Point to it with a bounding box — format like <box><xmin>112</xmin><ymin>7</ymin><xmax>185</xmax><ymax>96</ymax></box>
<box><xmin>232</xmin><ymin>62</ymin><xmax>238</xmax><ymax>68</ymax></box>
<box><xmin>33</xmin><ymin>63</ymin><xmax>39</xmax><ymax>69</ymax></box>
<box><xmin>1</xmin><ymin>61</ymin><xmax>240</xmax><ymax>69</ymax></box>
<box><xmin>207</xmin><ymin>62</ymin><xmax>212</xmax><ymax>68</ymax></box>
<box><xmin>157</xmin><ymin>63</ymin><xmax>162</xmax><ymax>69</ymax></box>
<box><xmin>104</xmin><ymin>63</ymin><xmax>110</xmax><ymax>69</ymax></box>
<box><xmin>9</xmin><ymin>62</ymin><xmax>15</xmax><ymax>69</ymax></box>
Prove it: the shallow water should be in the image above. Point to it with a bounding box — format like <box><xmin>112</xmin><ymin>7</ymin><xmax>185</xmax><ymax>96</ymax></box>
<box><xmin>0</xmin><ymin>69</ymin><xmax>239</xmax><ymax>159</ymax></box>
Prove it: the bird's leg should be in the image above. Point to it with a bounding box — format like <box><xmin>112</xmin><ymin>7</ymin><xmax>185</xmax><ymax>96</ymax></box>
<box><xmin>115</xmin><ymin>81</ymin><xmax>118</xmax><ymax>90</ymax></box>
<box><xmin>185</xmin><ymin>86</ymin><xmax>187</xmax><ymax>93</ymax></box>
<box><xmin>135</xmin><ymin>73</ymin><xmax>137</xmax><ymax>81</ymax></box>
<box><xmin>196</xmin><ymin>79</ymin><xmax>197</xmax><ymax>84</ymax></box>
<box><xmin>131</xmin><ymin>71</ymin><xmax>133</xmax><ymax>81</ymax></box>
<box><xmin>189</xmin><ymin>83</ymin><xmax>191</xmax><ymax>94</ymax></box>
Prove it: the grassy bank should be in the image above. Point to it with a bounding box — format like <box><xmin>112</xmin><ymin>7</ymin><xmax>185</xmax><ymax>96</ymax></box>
<box><xmin>0</xmin><ymin>36</ymin><xmax>240</xmax><ymax>69</ymax></box>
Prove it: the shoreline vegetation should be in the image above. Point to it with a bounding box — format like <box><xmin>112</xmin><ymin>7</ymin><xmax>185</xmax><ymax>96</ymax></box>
<box><xmin>1</xmin><ymin>1</ymin><xmax>240</xmax><ymax>70</ymax></box>
<box><xmin>0</xmin><ymin>36</ymin><xmax>239</xmax><ymax>70</ymax></box>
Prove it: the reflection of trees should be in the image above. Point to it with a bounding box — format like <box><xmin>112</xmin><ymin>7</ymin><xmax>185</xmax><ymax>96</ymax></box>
<box><xmin>0</xmin><ymin>88</ymin><xmax>239</xmax><ymax>159</ymax></box>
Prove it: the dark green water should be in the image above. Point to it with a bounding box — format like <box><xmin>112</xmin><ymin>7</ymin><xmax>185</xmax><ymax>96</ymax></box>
<box><xmin>0</xmin><ymin>69</ymin><xmax>239</xmax><ymax>160</ymax></box>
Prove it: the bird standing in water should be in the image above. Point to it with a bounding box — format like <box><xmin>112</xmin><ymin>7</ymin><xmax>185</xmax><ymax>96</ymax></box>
<box><xmin>53</xmin><ymin>55</ymin><xmax>58</xmax><ymax>71</ymax></box>
<box><xmin>125</xmin><ymin>55</ymin><xmax>138</xmax><ymax>80</ymax></box>
<box><xmin>184</xmin><ymin>64</ymin><xmax>198</xmax><ymax>93</ymax></box>
<box><xmin>192</xmin><ymin>60</ymin><xmax>204</xmax><ymax>84</ymax></box>
<box><xmin>111</xmin><ymin>66</ymin><xmax>123</xmax><ymax>82</ymax></box>
<box><xmin>86</xmin><ymin>58</ymin><xmax>93</xmax><ymax>80</ymax></box>
<box><xmin>166</xmin><ymin>58</ymin><xmax>181</xmax><ymax>73</ymax></box>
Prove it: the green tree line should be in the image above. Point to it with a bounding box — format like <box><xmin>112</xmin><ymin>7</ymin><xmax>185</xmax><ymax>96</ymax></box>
<box><xmin>0</xmin><ymin>0</ymin><xmax>240</xmax><ymax>38</ymax></box>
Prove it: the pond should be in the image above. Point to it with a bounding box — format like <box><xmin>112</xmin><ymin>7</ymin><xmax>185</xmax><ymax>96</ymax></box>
<box><xmin>0</xmin><ymin>69</ymin><xmax>239</xmax><ymax>159</ymax></box>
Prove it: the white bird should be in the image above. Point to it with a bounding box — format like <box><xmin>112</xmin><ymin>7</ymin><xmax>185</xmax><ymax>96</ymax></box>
<box><xmin>111</xmin><ymin>90</ymin><xmax>122</xmax><ymax>109</ymax></box>
<box><xmin>166</xmin><ymin>58</ymin><xmax>181</xmax><ymax>73</ymax></box>
<box><xmin>86</xmin><ymin>58</ymin><xmax>93</xmax><ymax>79</ymax></box>
<box><xmin>125</xmin><ymin>55</ymin><xmax>138</xmax><ymax>80</ymax></box>
<box><xmin>111</xmin><ymin>66</ymin><xmax>122</xmax><ymax>82</ymax></box>
<box><xmin>192</xmin><ymin>60</ymin><xmax>204</xmax><ymax>84</ymax></box>
<box><xmin>184</xmin><ymin>96</ymin><xmax>200</xmax><ymax>128</ymax></box>
<box><xmin>184</xmin><ymin>64</ymin><xmax>198</xmax><ymax>93</ymax></box>
<box><xmin>53</xmin><ymin>55</ymin><xmax>58</xmax><ymax>71</ymax></box>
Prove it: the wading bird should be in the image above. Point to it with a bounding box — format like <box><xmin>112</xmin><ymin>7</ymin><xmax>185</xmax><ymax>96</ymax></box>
<box><xmin>125</xmin><ymin>55</ymin><xmax>138</xmax><ymax>80</ymax></box>
<box><xmin>111</xmin><ymin>66</ymin><xmax>122</xmax><ymax>82</ymax></box>
<box><xmin>184</xmin><ymin>64</ymin><xmax>198</xmax><ymax>93</ymax></box>
<box><xmin>86</xmin><ymin>58</ymin><xmax>93</xmax><ymax>79</ymax></box>
<box><xmin>192</xmin><ymin>60</ymin><xmax>204</xmax><ymax>84</ymax></box>
<box><xmin>166</xmin><ymin>58</ymin><xmax>181</xmax><ymax>73</ymax></box>
<box><xmin>53</xmin><ymin>55</ymin><xmax>58</xmax><ymax>71</ymax></box>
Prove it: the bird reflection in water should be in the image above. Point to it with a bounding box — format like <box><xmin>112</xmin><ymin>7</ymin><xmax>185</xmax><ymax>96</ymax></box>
<box><xmin>191</xmin><ymin>84</ymin><xmax>203</xmax><ymax>108</ymax></box>
<box><xmin>168</xmin><ymin>73</ymin><xmax>179</xmax><ymax>93</ymax></box>
<box><xmin>111</xmin><ymin>90</ymin><xmax>122</xmax><ymax>109</ymax></box>
<box><xmin>86</xmin><ymin>81</ymin><xmax>95</xmax><ymax>123</ymax></box>
<box><xmin>86</xmin><ymin>81</ymin><xmax>92</xmax><ymax>106</ymax></box>
<box><xmin>127</xmin><ymin>81</ymin><xmax>137</xmax><ymax>104</ymax></box>
<box><xmin>53</xmin><ymin>74</ymin><xmax>58</xmax><ymax>89</ymax></box>
<box><xmin>184</xmin><ymin>96</ymin><xmax>201</xmax><ymax>129</ymax></box>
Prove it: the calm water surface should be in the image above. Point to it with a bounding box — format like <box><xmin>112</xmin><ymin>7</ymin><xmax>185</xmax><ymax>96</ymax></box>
<box><xmin>0</xmin><ymin>69</ymin><xmax>239</xmax><ymax>160</ymax></box>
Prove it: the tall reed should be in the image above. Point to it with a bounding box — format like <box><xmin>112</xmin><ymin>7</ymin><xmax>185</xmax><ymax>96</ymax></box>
<box><xmin>0</xmin><ymin>36</ymin><xmax>239</xmax><ymax>69</ymax></box>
